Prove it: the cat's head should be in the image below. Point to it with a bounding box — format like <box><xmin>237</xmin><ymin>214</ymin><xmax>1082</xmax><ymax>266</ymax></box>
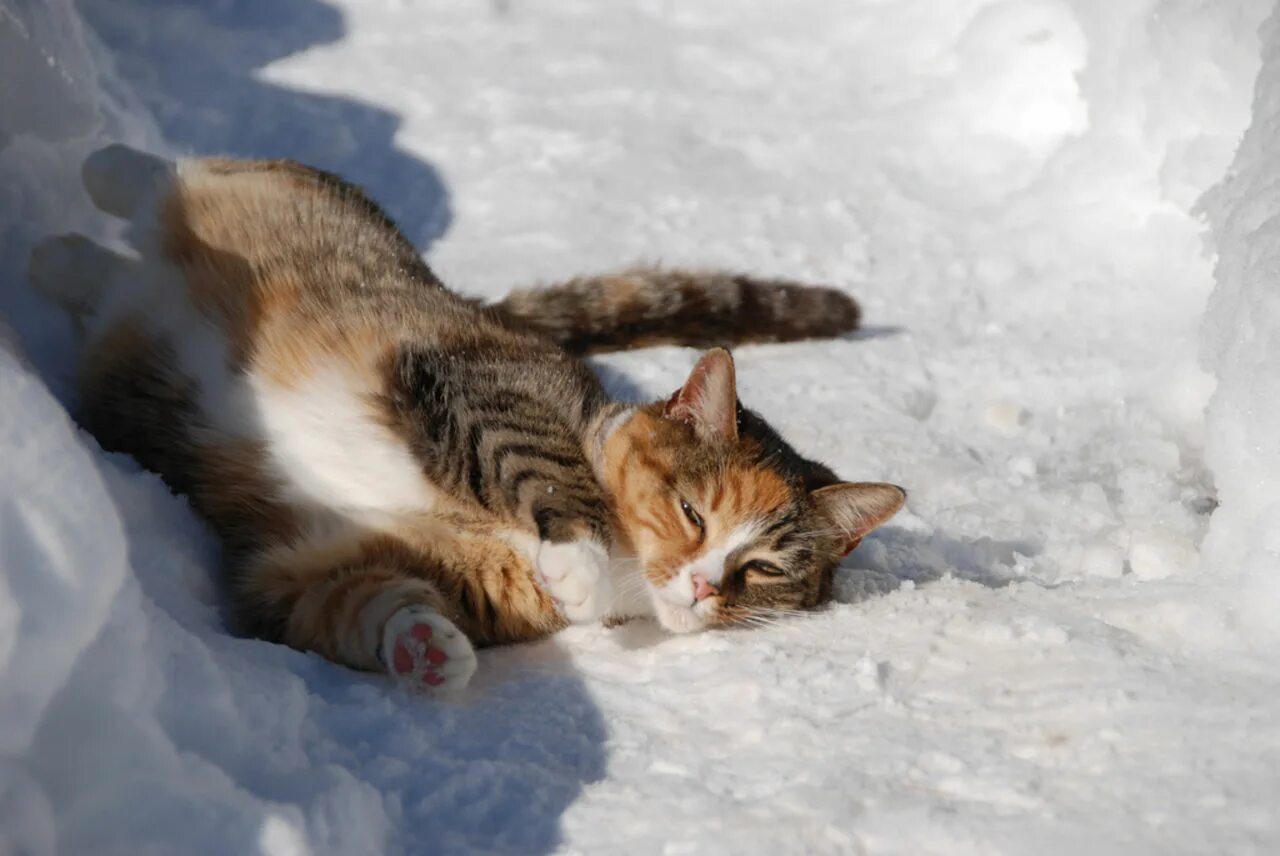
<box><xmin>600</xmin><ymin>348</ymin><xmax>905</xmax><ymax>633</ymax></box>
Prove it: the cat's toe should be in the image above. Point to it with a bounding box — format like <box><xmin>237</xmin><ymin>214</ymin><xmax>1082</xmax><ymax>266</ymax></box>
<box><xmin>381</xmin><ymin>606</ymin><xmax>477</xmax><ymax>693</ymax></box>
<box><xmin>536</xmin><ymin>539</ymin><xmax>611</xmax><ymax>623</ymax></box>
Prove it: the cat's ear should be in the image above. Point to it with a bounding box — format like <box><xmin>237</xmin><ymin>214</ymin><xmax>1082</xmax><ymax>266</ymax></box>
<box><xmin>811</xmin><ymin>482</ymin><xmax>906</xmax><ymax>555</ymax></box>
<box><xmin>665</xmin><ymin>348</ymin><xmax>739</xmax><ymax>442</ymax></box>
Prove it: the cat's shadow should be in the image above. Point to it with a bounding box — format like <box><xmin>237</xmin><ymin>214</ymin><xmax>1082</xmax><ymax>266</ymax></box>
<box><xmin>841</xmin><ymin>324</ymin><xmax>904</xmax><ymax>342</ymax></box>
<box><xmin>835</xmin><ymin>525</ymin><xmax>1040</xmax><ymax>602</ymax></box>
<box><xmin>78</xmin><ymin>0</ymin><xmax>451</xmax><ymax>250</ymax></box>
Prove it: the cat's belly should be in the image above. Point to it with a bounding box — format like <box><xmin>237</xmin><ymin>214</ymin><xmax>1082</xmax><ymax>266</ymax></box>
<box><xmin>84</xmin><ymin>248</ymin><xmax>440</xmax><ymax>527</ymax></box>
<box><xmin>241</xmin><ymin>361</ymin><xmax>441</xmax><ymax>523</ymax></box>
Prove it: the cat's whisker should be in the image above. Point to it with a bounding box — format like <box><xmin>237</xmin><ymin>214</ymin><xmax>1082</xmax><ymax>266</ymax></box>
<box><xmin>755</xmin><ymin>608</ymin><xmax>811</xmax><ymax>621</ymax></box>
<box><xmin>615</xmin><ymin>583</ymin><xmax>649</xmax><ymax>600</ymax></box>
<box><xmin>610</xmin><ymin>565</ymin><xmax>647</xmax><ymax>579</ymax></box>
<box><xmin>612</xmin><ymin>572</ymin><xmax>652</xmax><ymax>599</ymax></box>
<box><xmin>613</xmin><ymin>567</ymin><xmax>648</xmax><ymax>584</ymax></box>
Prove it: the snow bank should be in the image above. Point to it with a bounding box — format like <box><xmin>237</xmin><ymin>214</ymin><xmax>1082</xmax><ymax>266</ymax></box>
<box><xmin>1200</xmin><ymin>5</ymin><xmax>1280</xmax><ymax>647</ymax></box>
<box><xmin>0</xmin><ymin>335</ymin><xmax>326</xmax><ymax>856</ymax></box>
<box><xmin>0</xmin><ymin>5</ymin><xmax>336</xmax><ymax>852</ymax></box>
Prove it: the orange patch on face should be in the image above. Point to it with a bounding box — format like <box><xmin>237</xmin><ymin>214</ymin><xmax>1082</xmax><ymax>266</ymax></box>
<box><xmin>707</xmin><ymin>465</ymin><xmax>790</xmax><ymax>523</ymax></box>
<box><xmin>601</xmin><ymin>407</ymin><xmax>801</xmax><ymax>590</ymax></box>
<box><xmin>600</xmin><ymin>412</ymin><xmax>689</xmax><ymax>581</ymax></box>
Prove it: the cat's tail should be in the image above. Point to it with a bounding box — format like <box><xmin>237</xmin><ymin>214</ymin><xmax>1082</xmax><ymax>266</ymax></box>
<box><xmin>488</xmin><ymin>266</ymin><xmax>860</xmax><ymax>355</ymax></box>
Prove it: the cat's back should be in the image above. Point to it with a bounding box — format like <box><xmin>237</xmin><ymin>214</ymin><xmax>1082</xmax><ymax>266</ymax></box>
<box><xmin>162</xmin><ymin>157</ymin><xmax>457</xmax><ymax>330</ymax></box>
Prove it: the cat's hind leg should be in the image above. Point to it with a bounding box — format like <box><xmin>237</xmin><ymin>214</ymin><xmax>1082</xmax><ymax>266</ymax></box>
<box><xmin>81</xmin><ymin>143</ymin><xmax>175</xmax><ymax>220</ymax></box>
<box><xmin>244</xmin><ymin>533</ymin><xmax>481</xmax><ymax>694</ymax></box>
<box><xmin>28</xmin><ymin>233</ymin><xmax>137</xmax><ymax>316</ymax></box>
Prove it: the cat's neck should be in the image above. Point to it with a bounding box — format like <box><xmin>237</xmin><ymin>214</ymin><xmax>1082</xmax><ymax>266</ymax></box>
<box><xmin>583</xmin><ymin>403</ymin><xmax>651</xmax><ymax>619</ymax></box>
<box><xmin>583</xmin><ymin>402</ymin><xmax>636</xmax><ymax>483</ymax></box>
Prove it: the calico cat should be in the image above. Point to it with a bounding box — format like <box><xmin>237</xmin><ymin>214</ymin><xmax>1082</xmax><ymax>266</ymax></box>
<box><xmin>29</xmin><ymin>145</ymin><xmax>905</xmax><ymax>692</ymax></box>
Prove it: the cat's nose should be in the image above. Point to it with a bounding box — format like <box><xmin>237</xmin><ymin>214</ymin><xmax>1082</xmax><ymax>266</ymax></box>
<box><xmin>692</xmin><ymin>573</ymin><xmax>719</xmax><ymax>602</ymax></box>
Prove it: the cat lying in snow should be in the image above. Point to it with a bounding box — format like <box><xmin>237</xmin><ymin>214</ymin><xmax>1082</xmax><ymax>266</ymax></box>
<box><xmin>30</xmin><ymin>145</ymin><xmax>905</xmax><ymax>692</ymax></box>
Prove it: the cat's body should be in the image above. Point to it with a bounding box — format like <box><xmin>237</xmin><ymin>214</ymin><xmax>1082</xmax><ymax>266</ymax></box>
<box><xmin>31</xmin><ymin>145</ymin><xmax>905</xmax><ymax>693</ymax></box>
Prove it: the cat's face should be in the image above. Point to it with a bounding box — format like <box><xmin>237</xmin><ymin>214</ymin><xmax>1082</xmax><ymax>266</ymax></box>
<box><xmin>601</xmin><ymin>349</ymin><xmax>905</xmax><ymax>633</ymax></box>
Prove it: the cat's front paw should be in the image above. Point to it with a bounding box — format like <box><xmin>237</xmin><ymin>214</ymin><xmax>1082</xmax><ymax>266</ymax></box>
<box><xmin>380</xmin><ymin>606</ymin><xmax>477</xmax><ymax>693</ymax></box>
<box><xmin>537</xmin><ymin>539</ymin><xmax>612</xmax><ymax>624</ymax></box>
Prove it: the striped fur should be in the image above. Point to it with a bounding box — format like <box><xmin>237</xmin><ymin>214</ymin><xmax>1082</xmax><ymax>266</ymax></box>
<box><xmin>491</xmin><ymin>267</ymin><xmax>861</xmax><ymax>355</ymax></box>
<box><xmin>31</xmin><ymin>146</ymin><xmax>903</xmax><ymax>693</ymax></box>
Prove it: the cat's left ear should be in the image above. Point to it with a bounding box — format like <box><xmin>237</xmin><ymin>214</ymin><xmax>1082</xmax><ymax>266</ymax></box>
<box><xmin>665</xmin><ymin>348</ymin><xmax>739</xmax><ymax>441</ymax></box>
<box><xmin>811</xmin><ymin>482</ymin><xmax>906</xmax><ymax>555</ymax></box>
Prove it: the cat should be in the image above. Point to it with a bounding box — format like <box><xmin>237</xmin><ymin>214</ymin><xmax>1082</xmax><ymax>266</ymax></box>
<box><xmin>29</xmin><ymin>145</ymin><xmax>906</xmax><ymax>692</ymax></box>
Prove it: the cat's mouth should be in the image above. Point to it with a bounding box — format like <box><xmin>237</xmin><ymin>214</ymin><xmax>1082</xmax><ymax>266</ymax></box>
<box><xmin>648</xmin><ymin>577</ymin><xmax>717</xmax><ymax>633</ymax></box>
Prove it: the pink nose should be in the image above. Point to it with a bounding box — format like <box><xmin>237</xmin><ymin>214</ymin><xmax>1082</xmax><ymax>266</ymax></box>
<box><xmin>692</xmin><ymin>573</ymin><xmax>720</xmax><ymax>602</ymax></box>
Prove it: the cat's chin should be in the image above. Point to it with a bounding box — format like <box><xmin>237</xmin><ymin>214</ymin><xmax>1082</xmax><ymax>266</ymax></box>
<box><xmin>649</xmin><ymin>593</ymin><xmax>714</xmax><ymax>634</ymax></box>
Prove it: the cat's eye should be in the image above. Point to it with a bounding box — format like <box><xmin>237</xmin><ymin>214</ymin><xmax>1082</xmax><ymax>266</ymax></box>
<box><xmin>743</xmin><ymin>561</ymin><xmax>786</xmax><ymax>578</ymax></box>
<box><xmin>679</xmin><ymin>498</ymin><xmax>704</xmax><ymax>531</ymax></box>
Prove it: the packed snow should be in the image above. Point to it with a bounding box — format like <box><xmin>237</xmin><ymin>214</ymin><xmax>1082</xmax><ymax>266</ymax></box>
<box><xmin>2</xmin><ymin>0</ymin><xmax>1279</xmax><ymax>853</ymax></box>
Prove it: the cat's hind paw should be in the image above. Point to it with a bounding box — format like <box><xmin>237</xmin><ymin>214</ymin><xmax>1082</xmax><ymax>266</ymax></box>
<box><xmin>82</xmin><ymin>144</ymin><xmax>174</xmax><ymax>220</ymax></box>
<box><xmin>536</xmin><ymin>539</ymin><xmax>612</xmax><ymax>624</ymax></box>
<box><xmin>28</xmin><ymin>234</ymin><xmax>129</xmax><ymax>314</ymax></box>
<box><xmin>380</xmin><ymin>606</ymin><xmax>477</xmax><ymax>693</ymax></box>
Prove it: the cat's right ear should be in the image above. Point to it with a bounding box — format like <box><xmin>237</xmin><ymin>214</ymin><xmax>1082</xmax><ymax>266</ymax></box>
<box><xmin>665</xmin><ymin>348</ymin><xmax>739</xmax><ymax>442</ymax></box>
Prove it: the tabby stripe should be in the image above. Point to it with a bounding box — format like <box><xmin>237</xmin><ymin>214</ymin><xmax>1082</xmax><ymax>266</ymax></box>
<box><xmin>472</xmin><ymin>389</ymin><xmax>540</xmax><ymax>413</ymax></box>
<box><xmin>490</xmin><ymin>442</ymin><xmax>585</xmax><ymax>475</ymax></box>
<box><xmin>469</xmin><ymin>416</ymin><xmax>563</xmax><ymax>441</ymax></box>
<box><xmin>509</xmin><ymin>461</ymin><xmax>596</xmax><ymax>492</ymax></box>
<box><xmin>465</xmin><ymin>421</ymin><xmax>486</xmax><ymax>502</ymax></box>
<box><xmin>760</xmin><ymin>507</ymin><xmax>800</xmax><ymax>538</ymax></box>
<box><xmin>504</xmin><ymin>466</ymin><xmax>560</xmax><ymax>506</ymax></box>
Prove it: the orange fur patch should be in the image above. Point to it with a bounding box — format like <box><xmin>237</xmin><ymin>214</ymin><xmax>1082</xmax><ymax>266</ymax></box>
<box><xmin>195</xmin><ymin>438</ymin><xmax>301</xmax><ymax>555</ymax></box>
<box><xmin>602</xmin><ymin>408</ymin><xmax>798</xmax><ymax>588</ymax></box>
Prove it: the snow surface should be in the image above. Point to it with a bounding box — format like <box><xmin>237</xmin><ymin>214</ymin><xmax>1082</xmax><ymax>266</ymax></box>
<box><xmin>3</xmin><ymin>0</ymin><xmax>1280</xmax><ymax>853</ymax></box>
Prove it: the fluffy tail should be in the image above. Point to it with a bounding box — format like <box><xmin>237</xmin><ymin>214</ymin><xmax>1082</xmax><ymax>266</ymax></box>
<box><xmin>489</xmin><ymin>266</ymin><xmax>861</xmax><ymax>355</ymax></box>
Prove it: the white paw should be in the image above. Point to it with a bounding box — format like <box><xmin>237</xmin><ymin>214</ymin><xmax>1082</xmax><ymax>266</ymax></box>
<box><xmin>380</xmin><ymin>606</ymin><xmax>477</xmax><ymax>693</ymax></box>
<box><xmin>536</xmin><ymin>539</ymin><xmax>612</xmax><ymax>623</ymax></box>
<box><xmin>82</xmin><ymin>144</ymin><xmax>173</xmax><ymax>219</ymax></box>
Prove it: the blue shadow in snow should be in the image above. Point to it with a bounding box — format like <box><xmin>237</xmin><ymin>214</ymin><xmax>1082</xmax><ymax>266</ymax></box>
<box><xmin>78</xmin><ymin>0</ymin><xmax>451</xmax><ymax>249</ymax></box>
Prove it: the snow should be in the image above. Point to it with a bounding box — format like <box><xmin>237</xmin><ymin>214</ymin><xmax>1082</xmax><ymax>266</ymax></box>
<box><xmin>1200</xmin><ymin>5</ymin><xmax>1280</xmax><ymax>650</ymax></box>
<box><xmin>2</xmin><ymin>0</ymin><xmax>1280</xmax><ymax>853</ymax></box>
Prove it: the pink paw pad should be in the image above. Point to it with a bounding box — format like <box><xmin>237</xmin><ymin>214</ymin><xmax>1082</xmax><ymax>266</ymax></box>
<box><xmin>390</xmin><ymin>623</ymin><xmax>450</xmax><ymax>687</ymax></box>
